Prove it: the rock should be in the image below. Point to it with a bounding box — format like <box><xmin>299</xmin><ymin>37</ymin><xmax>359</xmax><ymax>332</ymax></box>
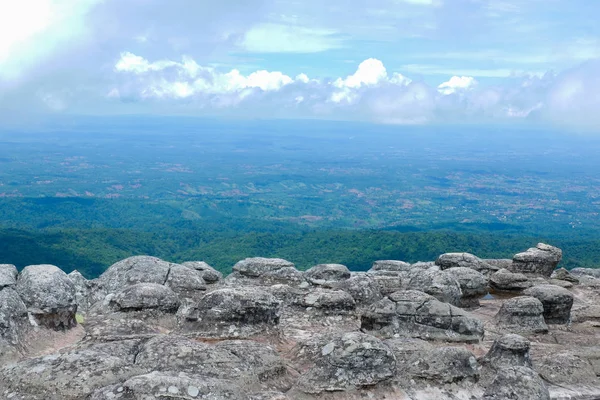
<box><xmin>484</xmin><ymin>259</ymin><xmax>513</xmax><ymax>270</ymax></box>
<box><xmin>0</xmin><ymin>264</ymin><xmax>18</xmax><ymax>288</ymax></box>
<box><xmin>111</xmin><ymin>283</ymin><xmax>181</xmax><ymax>313</ymax></box>
<box><xmin>510</xmin><ymin>243</ymin><xmax>562</xmax><ymax>277</ymax></box>
<box><xmin>483</xmin><ymin>366</ymin><xmax>550</xmax><ymax>400</ymax></box>
<box><xmin>480</xmin><ymin>334</ymin><xmax>532</xmax><ymax>371</ymax></box>
<box><xmin>305</xmin><ymin>263</ymin><xmax>351</xmax><ymax>285</ymax></box>
<box><xmin>0</xmin><ymin>340</ymin><xmax>146</xmax><ymax>400</ymax></box>
<box><xmin>445</xmin><ymin>267</ymin><xmax>488</xmax><ymax>308</ymax></box>
<box><xmin>370</xmin><ymin>260</ymin><xmax>411</xmax><ymax>272</ymax></box>
<box><xmin>90</xmin><ymin>372</ymin><xmax>244</xmax><ymax>400</ymax></box>
<box><xmin>406</xmin><ymin>346</ymin><xmax>479</xmax><ymax>383</ymax></box>
<box><xmin>96</xmin><ymin>256</ymin><xmax>175</xmax><ymax>293</ymax></box>
<box><xmin>361</xmin><ymin>290</ymin><xmax>484</xmax><ymax>343</ymax></box>
<box><xmin>523</xmin><ymin>284</ymin><xmax>574</xmax><ymax>324</ymax></box>
<box><xmin>494</xmin><ymin>296</ymin><xmax>548</xmax><ymax>334</ymax></box>
<box><xmin>410</xmin><ymin>261</ymin><xmax>437</xmax><ymax>270</ymax></box>
<box><xmin>67</xmin><ymin>270</ymin><xmax>97</xmax><ymax>315</ymax></box>
<box><xmin>551</xmin><ymin>267</ymin><xmax>580</xmax><ymax>284</ymax></box>
<box><xmin>489</xmin><ymin>268</ymin><xmax>532</xmax><ymax>292</ymax></box>
<box><xmin>406</xmin><ymin>267</ymin><xmax>462</xmax><ymax>306</ymax></box>
<box><xmin>295</xmin><ymin>332</ymin><xmax>396</xmax><ymax>393</ymax></box>
<box><xmin>164</xmin><ymin>264</ymin><xmax>207</xmax><ymax>296</ymax></box>
<box><xmin>0</xmin><ymin>288</ymin><xmax>29</xmax><ymax>361</ymax></box>
<box><xmin>369</xmin><ymin>271</ymin><xmax>406</xmax><ymax>296</ymax></box>
<box><xmin>232</xmin><ymin>257</ymin><xmax>295</xmax><ymax>278</ymax></box>
<box><xmin>534</xmin><ymin>352</ymin><xmax>599</xmax><ymax>387</ymax></box>
<box><xmin>181</xmin><ymin>287</ymin><xmax>280</xmax><ymax>338</ymax></box>
<box><xmin>181</xmin><ymin>261</ymin><xmax>223</xmax><ymax>283</ymax></box>
<box><xmin>16</xmin><ymin>264</ymin><xmax>77</xmax><ymax>330</ymax></box>
<box><xmin>570</xmin><ymin>268</ymin><xmax>600</xmax><ymax>279</ymax></box>
<box><xmin>301</xmin><ymin>289</ymin><xmax>356</xmax><ymax>313</ymax></box>
<box><xmin>436</xmin><ymin>252</ymin><xmax>498</xmax><ymax>276</ymax></box>
<box><xmin>331</xmin><ymin>273</ymin><xmax>383</xmax><ymax>306</ymax></box>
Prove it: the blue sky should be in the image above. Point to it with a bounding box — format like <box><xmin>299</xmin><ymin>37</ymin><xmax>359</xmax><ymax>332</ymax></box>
<box><xmin>0</xmin><ymin>0</ymin><xmax>599</xmax><ymax>130</ymax></box>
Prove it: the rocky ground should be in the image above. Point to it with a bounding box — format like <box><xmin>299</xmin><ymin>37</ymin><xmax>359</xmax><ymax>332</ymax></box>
<box><xmin>2</xmin><ymin>243</ymin><xmax>600</xmax><ymax>399</ymax></box>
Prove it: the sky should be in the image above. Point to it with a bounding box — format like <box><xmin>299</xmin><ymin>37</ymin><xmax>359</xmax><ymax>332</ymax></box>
<box><xmin>0</xmin><ymin>0</ymin><xmax>599</xmax><ymax>130</ymax></box>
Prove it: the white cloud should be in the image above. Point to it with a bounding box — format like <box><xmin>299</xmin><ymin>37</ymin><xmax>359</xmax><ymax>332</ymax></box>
<box><xmin>241</xmin><ymin>23</ymin><xmax>342</xmax><ymax>53</ymax></box>
<box><xmin>437</xmin><ymin>76</ymin><xmax>478</xmax><ymax>94</ymax></box>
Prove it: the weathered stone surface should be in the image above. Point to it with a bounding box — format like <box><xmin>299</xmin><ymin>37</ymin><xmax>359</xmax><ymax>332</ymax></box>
<box><xmin>305</xmin><ymin>263</ymin><xmax>351</xmax><ymax>285</ymax></box>
<box><xmin>0</xmin><ymin>263</ymin><xmax>17</xmax><ymax>288</ymax></box>
<box><xmin>97</xmin><ymin>256</ymin><xmax>174</xmax><ymax>293</ymax></box>
<box><xmin>67</xmin><ymin>270</ymin><xmax>93</xmax><ymax>314</ymax></box>
<box><xmin>232</xmin><ymin>257</ymin><xmax>295</xmax><ymax>278</ymax></box>
<box><xmin>484</xmin><ymin>259</ymin><xmax>513</xmax><ymax>270</ymax></box>
<box><xmin>0</xmin><ymin>288</ymin><xmax>29</xmax><ymax>361</ymax></box>
<box><xmin>181</xmin><ymin>261</ymin><xmax>223</xmax><ymax>283</ymax></box>
<box><xmin>331</xmin><ymin>273</ymin><xmax>383</xmax><ymax>306</ymax></box>
<box><xmin>489</xmin><ymin>268</ymin><xmax>532</xmax><ymax>292</ymax></box>
<box><xmin>165</xmin><ymin>264</ymin><xmax>207</xmax><ymax>295</ymax></box>
<box><xmin>369</xmin><ymin>271</ymin><xmax>406</xmax><ymax>296</ymax></box>
<box><xmin>406</xmin><ymin>346</ymin><xmax>479</xmax><ymax>383</ymax></box>
<box><xmin>370</xmin><ymin>260</ymin><xmax>411</xmax><ymax>272</ymax></box>
<box><xmin>570</xmin><ymin>267</ymin><xmax>600</xmax><ymax>279</ymax></box>
<box><xmin>0</xmin><ymin>340</ymin><xmax>146</xmax><ymax>400</ymax></box>
<box><xmin>523</xmin><ymin>284</ymin><xmax>574</xmax><ymax>324</ymax></box>
<box><xmin>483</xmin><ymin>366</ymin><xmax>550</xmax><ymax>400</ymax></box>
<box><xmin>406</xmin><ymin>268</ymin><xmax>462</xmax><ymax>306</ymax></box>
<box><xmin>16</xmin><ymin>264</ymin><xmax>77</xmax><ymax>330</ymax></box>
<box><xmin>181</xmin><ymin>287</ymin><xmax>280</xmax><ymax>337</ymax></box>
<box><xmin>90</xmin><ymin>372</ymin><xmax>245</xmax><ymax>400</ymax></box>
<box><xmin>436</xmin><ymin>252</ymin><xmax>498</xmax><ymax>276</ymax></box>
<box><xmin>301</xmin><ymin>289</ymin><xmax>356</xmax><ymax>313</ymax></box>
<box><xmin>494</xmin><ymin>296</ymin><xmax>548</xmax><ymax>334</ymax></box>
<box><xmin>535</xmin><ymin>352</ymin><xmax>599</xmax><ymax>387</ymax></box>
<box><xmin>295</xmin><ymin>332</ymin><xmax>396</xmax><ymax>393</ymax></box>
<box><xmin>551</xmin><ymin>267</ymin><xmax>579</xmax><ymax>284</ymax></box>
<box><xmin>510</xmin><ymin>243</ymin><xmax>562</xmax><ymax>277</ymax></box>
<box><xmin>480</xmin><ymin>334</ymin><xmax>532</xmax><ymax>371</ymax></box>
<box><xmin>362</xmin><ymin>290</ymin><xmax>484</xmax><ymax>342</ymax></box>
<box><xmin>445</xmin><ymin>267</ymin><xmax>488</xmax><ymax>308</ymax></box>
<box><xmin>111</xmin><ymin>283</ymin><xmax>181</xmax><ymax>313</ymax></box>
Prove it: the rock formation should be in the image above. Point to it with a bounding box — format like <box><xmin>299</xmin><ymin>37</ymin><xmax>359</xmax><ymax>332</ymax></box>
<box><xmin>0</xmin><ymin>243</ymin><xmax>597</xmax><ymax>399</ymax></box>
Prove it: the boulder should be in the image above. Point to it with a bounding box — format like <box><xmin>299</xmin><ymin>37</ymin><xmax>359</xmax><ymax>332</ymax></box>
<box><xmin>480</xmin><ymin>334</ymin><xmax>532</xmax><ymax>371</ymax></box>
<box><xmin>110</xmin><ymin>283</ymin><xmax>181</xmax><ymax>313</ymax></box>
<box><xmin>181</xmin><ymin>261</ymin><xmax>222</xmax><ymax>283</ymax></box>
<box><xmin>164</xmin><ymin>264</ymin><xmax>207</xmax><ymax>296</ymax></box>
<box><xmin>67</xmin><ymin>270</ymin><xmax>99</xmax><ymax>315</ymax></box>
<box><xmin>445</xmin><ymin>267</ymin><xmax>488</xmax><ymax>308</ymax></box>
<box><xmin>483</xmin><ymin>366</ymin><xmax>550</xmax><ymax>400</ymax></box>
<box><xmin>295</xmin><ymin>332</ymin><xmax>396</xmax><ymax>393</ymax></box>
<box><xmin>305</xmin><ymin>263</ymin><xmax>351</xmax><ymax>285</ymax></box>
<box><xmin>484</xmin><ymin>259</ymin><xmax>513</xmax><ymax>270</ymax></box>
<box><xmin>331</xmin><ymin>273</ymin><xmax>383</xmax><ymax>306</ymax></box>
<box><xmin>370</xmin><ymin>260</ymin><xmax>411</xmax><ymax>272</ymax></box>
<box><xmin>534</xmin><ymin>352</ymin><xmax>599</xmax><ymax>387</ymax></box>
<box><xmin>361</xmin><ymin>290</ymin><xmax>484</xmax><ymax>343</ymax></box>
<box><xmin>301</xmin><ymin>289</ymin><xmax>356</xmax><ymax>313</ymax></box>
<box><xmin>406</xmin><ymin>267</ymin><xmax>462</xmax><ymax>306</ymax></box>
<box><xmin>232</xmin><ymin>257</ymin><xmax>295</xmax><ymax>278</ymax></box>
<box><xmin>551</xmin><ymin>267</ymin><xmax>579</xmax><ymax>284</ymax></box>
<box><xmin>405</xmin><ymin>346</ymin><xmax>479</xmax><ymax>383</ymax></box>
<box><xmin>510</xmin><ymin>243</ymin><xmax>562</xmax><ymax>277</ymax></box>
<box><xmin>494</xmin><ymin>296</ymin><xmax>548</xmax><ymax>334</ymax></box>
<box><xmin>181</xmin><ymin>287</ymin><xmax>280</xmax><ymax>338</ymax></box>
<box><xmin>96</xmin><ymin>256</ymin><xmax>174</xmax><ymax>293</ymax></box>
<box><xmin>570</xmin><ymin>268</ymin><xmax>600</xmax><ymax>279</ymax></box>
<box><xmin>523</xmin><ymin>284</ymin><xmax>574</xmax><ymax>324</ymax></box>
<box><xmin>0</xmin><ymin>264</ymin><xmax>17</xmax><ymax>288</ymax></box>
<box><xmin>0</xmin><ymin>288</ymin><xmax>29</xmax><ymax>361</ymax></box>
<box><xmin>436</xmin><ymin>252</ymin><xmax>498</xmax><ymax>276</ymax></box>
<box><xmin>369</xmin><ymin>272</ymin><xmax>406</xmax><ymax>296</ymax></box>
<box><xmin>90</xmin><ymin>372</ymin><xmax>244</xmax><ymax>400</ymax></box>
<box><xmin>489</xmin><ymin>268</ymin><xmax>532</xmax><ymax>292</ymax></box>
<box><xmin>16</xmin><ymin>264</ymin><xmax>77</xmax><ymax>330</ymax></box>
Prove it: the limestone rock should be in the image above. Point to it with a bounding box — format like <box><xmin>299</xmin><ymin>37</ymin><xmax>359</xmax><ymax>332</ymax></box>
<box><xmin>511</xmin><ymin>243</ymin><xmax>562</xmax><ymax>277</ymax></box>
<box><xmin>483</xmin><ymin>366</ymin><xmax>550</xmax><ymax>400</ymax></box>
<box><xmin>96</xmin><ymin>256</ymin><xmax>174</xmax><ymax>293</ymax></box>
<box><xmin>181</xmin><ymin>287</ymin><xmax>280</xmax><ymax>337</ymax></box>
<box><xmin>295</xmin><ymin>332</ymin><xmax>396</xmax><ymax>393</ymax></box>
<box><xmin>489</xmin><ymin>268</ymin><xmax>532</xmax><ymax>292</ymax></box>
<box><xmin>370</xmin><ymin>260</ymin><xmax>411</xmax><ymax>272</ymax></box>
<box><xmin>16</xmin><ymin>264</ymin><xmax>77</xmax><ymax>330</ymax></box>
<box><xmin>368</xmin><ymin>271</ymin><xmax>406</xmax><ymax>296</ymax></box>
<box><xmin>305</xmin><ymin>263</ymin><xmax>351</xmax><ymax>285</ymax></box>
<box><xmin>301</xmin><ymin>289</ymin><xmax>356</xmax><ymax>313</ymax></box>
<box><xmin>406</xmin><ymin>267</ymin><xmax>462</xmax><ymax>306</ymax></box>
<box><xmin>111</xmin><ymin>283</ymin><xmax>181</xmax><ymax>313</ymax></box>
<box><xmin>523</xmin><ymin>284</ymin><xmax>574</xmax><ymax>324</ymax></box>
<box><xmin>494</xmin><ymin>296</ymin><xmax>548</xmax><ymax>334</ymax></box>
<box><xmin>0</xmin><ymin>288</ymin><xmax>29</xmax><ymax>361</ymax></box>
<box><xmin>232</xmin><ymin>257</ymin><xmax>295</xmax><ymax>278</ymax></box>
<box><xmin>551</xmin><ymin>267</ymin><xmax>579</xmax><ymax>284</ymax></box>
<box><xmin>181</xmin><ymin>261</ymin><xmax>223</xmax><ymax>283</ymax></box>
<box><xmin>480</xmin><ymin>334</ymin><xmax>532</xmax><ymax>371</ymax></box>
<box><xmin>0</xmin><ymin>264</ymin><xmax>17</xmax><ymax>288</ymax></box>
<box><xmin>164</xmin><ymin>264</ymin><xmax>207</xmax><ymax>296</ymax></box>
<box><xmin>484</xmin><ymin>259</ymin><xmax>513</xmax><ymax>270</ymax></box>
<box><xmin>406</xmin><ymin>346</ymin><xmax>479</xmax><ymax>383</ymax></box>
<box><xmin>445</xmin><ymin>267</ymin><xmax>488</xmax><ymax>308</ymax></box>
<box><xmin>361</xmin><ymin>290</ymin><xmax>484</xmax><ymax>342</ymax></box>
<box><xmin>436</xmin><ymin>252</ymin><xmax>498</xmax><ymax>276</ymax></box>
<box><xmin>331</xmin><ymin>273</ymin><xmax>383</xmax><ymax>306</ymax></box>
